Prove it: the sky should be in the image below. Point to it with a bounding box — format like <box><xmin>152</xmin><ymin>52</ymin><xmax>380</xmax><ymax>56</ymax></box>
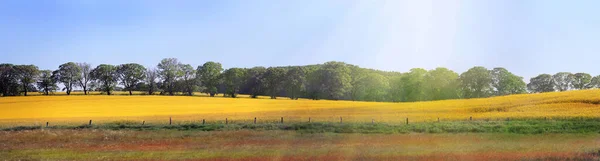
<box><xmin>1</xmin><ymin>0</ymin><xmax>599</xmax><ymax>80</ymax></box>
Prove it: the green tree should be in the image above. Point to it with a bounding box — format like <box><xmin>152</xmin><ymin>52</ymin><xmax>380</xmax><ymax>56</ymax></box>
<box><xmin>348</xmin><ymin>66</ymin><xmax>366</xmax><ymax>101</ymax></box>
<box><xmin>423</xmin><ymin>67</ymin><xmax>460</xmax><ymax>100</ymax></box>
<box><xmin>490</xmin><ymin>67</ymin><xmax>526</xmax><ymax>96</ymax></box>
<box><xmin>353</xmin><ymin>73</ymin><xmax>389</xmax><ymax>102</ymax></box>
<box><xmin>264</xmin><ymin>67</ymin><xmax>286</xmax><ymax>99</ymax></box>
<box><xmin>91</xmin><ymin>64</ymin><xmax>118</xmax><ymax>95</ymax></box>
<box><xmin>37</xmin><ymin>70</ymin><xmax>57</xmax><ymax>95</ymax></box>
<box><xmin>197</xmin><ymin>61</ymin><xmax>223</xmax><ymax>97</ymax></box>
<box><xmin>398</xmin><ymin>68</ymin><xmax>427</xmax><ymax>101</ymax></box>
<box><xmin>117</xmin><ymin>63</ymin><xmax>146</xmax><ymax>95</ymax></box>
<box><xmin>318</xmin><ymin>61</ymin><xmax>352</xmax><ymax>100</ymax></box>
<box><xmin>552</xmin><ymin>72</ymin><xmax>574</xmax><ymax>91</ymax></box>
<box><xmin>180</xmin><ymin>64</ymin><xmax>197</xmax><ymax>96</ymax></box>
<box><xmin>284</xmin><ymin>66</ymin><xmax>306</xmax><ymax>100</ymax></box>
<box><xmin>527</xmin><ymin>74</ymin><xmax>555</xmax><ymax>93</ymax></box>
<box><xmin>222</xmin><ymin>68</ymin><xmax>246</xmax><ymax>98</ymax></box>
<box><xmin>588</xmin><ymin>75</ymin><xmax>600</xmax><ymax>89</ymax></box>
<box><xmin>76</xmin><ymin>63</ymin><xmax>92</xmax><ymax>95</ymax></box>
<box><xmin>145</xmin><ymin>69</ymin><xmax>158</xmax><ymax>95</ymax></box>
<box><xmin>14</xmin><ymin>65</ymin><xmax>39</xmax><ymax>96</ymax></box>
<box><xmin>53</xmin><ymin>62</ymin><xmax>81</xmax><ymax>95</ymax></box>
<box><xmin>571</xmin><ymin>73</ymin><xmax>592</xmax><ymax>90</ymax></box>
<box><xmin>0</xmin><ymin>64</ymin><xmax>20</xmax><ymax>96</ymax></box>
<box><xmin>157</xmin><ymin>58</ymin><xmax>183</xmax><ymax>95</ymax></box>
<box><xmin>459</xmin><ymin>66</ymin><xmax>493</xmax><ymax>98</ymax></box>
<box><xmin>245</xmin><ymin>67</ymin><xmax>266</xmax><ymax>98</ymax></box>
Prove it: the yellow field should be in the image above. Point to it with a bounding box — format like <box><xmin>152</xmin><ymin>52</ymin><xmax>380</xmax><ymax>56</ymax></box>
<box><xmin>1</xmin><ymin>90</ymin><xmax>600</xmax><ymax>126</ymax></box>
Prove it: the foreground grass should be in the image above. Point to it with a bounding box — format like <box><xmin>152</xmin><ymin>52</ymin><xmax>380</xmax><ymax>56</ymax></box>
<box><xmin>4</xmin><ymin>119</ymin><xmax>600</xmax><ymax>134</ymax></box>
<box><xmin>1</xmin><ymin>129</ymin><xmax>599</xmax><ymax>160</ymax></box>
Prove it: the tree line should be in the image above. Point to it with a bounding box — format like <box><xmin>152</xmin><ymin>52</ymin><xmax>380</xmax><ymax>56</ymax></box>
<box><xmin>1</xmin><ymin>58</ymin><xmax>599</xmax><ymax>102</ymax></box>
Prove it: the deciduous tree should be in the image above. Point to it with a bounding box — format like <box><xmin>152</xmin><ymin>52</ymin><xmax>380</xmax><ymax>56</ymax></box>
<box><xmin>222</xmin><ymin>68</ymin><xmax>246</xmax><ymax>98</ymax></box>
<box><xmin>459</xmin><ymin>66</ymin><xmax>493</xmax><ymax>98</ymax></box>
<box><xmin>91</xmin><ymin>64</ymin><xmax>118</xmax><ymax>95</ymax></box>
<box><xmin>14</xmin><ymin>65</ymin><xmax>39</xmax><ymax>96</ymax></box>
<box><xmin>197</xmin><ymin>61</ymin><xmax>223</xmax><ymax>97</ymax></box>
<box><xmin>117</xmin><ymin>63</ymin><xmax>146</xmax><ymax>95</ymax></box>
<box><xmin>157</xmin><ymin>58</ymin><xmax>182</xmax><ymax>95</ymax></box>
<box><xmin>76</xmin><ymin>63</ymin><xmax>92</xmax><ymax>95</ymax></box>
<box><xmin>53</xmin><ymin>62</ymin><xmax>81</xmax><ymax>95</ymax></box>
<box><xmin>552</xmin><ymin>72</ymin><xmax>574</xmax><ymax>91</ymax></box>
<box><xmin>37</xmin><ymin>70</ymin><xmax>57</xmax><ymax>95</ymax></box>
<box><xmin>527</xmin><ymin>74</ymin><xmax>555</xmax><ymax>93</ymax></box>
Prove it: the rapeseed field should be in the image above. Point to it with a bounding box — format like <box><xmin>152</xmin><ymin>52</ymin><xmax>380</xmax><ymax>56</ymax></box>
<box><xmin>1</xmin><ymin>89</ymin><xmax>600</xmax><ymax>126</ymax></box>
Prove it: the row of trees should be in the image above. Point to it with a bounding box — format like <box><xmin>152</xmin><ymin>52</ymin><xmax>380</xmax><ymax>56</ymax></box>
<box><xmin>1</xmin><ymin>59</ymin><xmax>599</xmax><ymax>102</ymax></box>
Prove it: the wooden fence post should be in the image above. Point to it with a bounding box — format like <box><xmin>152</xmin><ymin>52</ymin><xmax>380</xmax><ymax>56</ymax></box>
<box><xmin>437</xmin><ymin>117</ymin><xmax>440</xmax><ymax>122</ymax></box>
<box><xmin>308</xmin><ymin>117</ymin><xmax>311</xmax><ymax>123</ymax></box>
<box><xmin>46</xmin><ymin>122</ymin><xmax>49</xmax><ymax>127</ymax></box>
<box><xmin>340</xmin><ymin>117</ymin><xmax>343</xmax><ymax>124</ymax></box>
<box><xmin>406</xmin><ymin>118</ymin><xmax>408</xmax><ymax>125</ymax></box>
<box><xmin>169</xmin><ymin>117</ymin><xmax>172</xmax><ymax>125</ymax></box>
<box><xmin>281</xmin><ymin>117</ymin><xmax>284</xmax><ymax>124</ymax></box>
<box><xmin>202</xmin><ymin>119</ymin><xmax>205</xmax><ymax>125</ymax></box>
<box><xmin>89</xmin><ymin>120</ymin><xmax>92</xmax><ymax>126</ymax></box>
<box><xmin>142</xmin><ymin>121</ymin><xmax>145</xmax><ymax>125</ymax></box>
<box><xmin>226</xmin><ymin>118</ymin><xmax>228</xmax><ymax>125</ymax></box>
<box><xmin>254</xmin><ymin>117</ymin><xmax>257</xmax><ymax>124</ymax></box>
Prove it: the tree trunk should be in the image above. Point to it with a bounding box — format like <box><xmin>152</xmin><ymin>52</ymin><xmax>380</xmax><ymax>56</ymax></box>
<box><xmin>210</xmin><ymin>93</ymin><xmax>215</xmax><ymax>97</ymax></box>
<box><xmin>129</xmin><ymin>90</ymin><xmax>133</xmax><ymax>95</ymax></box>
<box><xmin>23</xmin><ymin>84</ymin><xmax>27</xmax><ymax>96</ymax></box>
<box><xmin>83</xmin><ymin>87</ymin><xmax>87</xmax><ymax>95</ymax></box>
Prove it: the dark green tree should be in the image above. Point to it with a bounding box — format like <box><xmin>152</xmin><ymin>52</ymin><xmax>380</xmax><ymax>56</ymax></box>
<box><xmin>91</xmin><ymin>64</ymin><xmax>118</xmax><ymax>95</ymax></box>
<box><xmin>14</xmin><ymin>65</ymin><xmax>39</xmax><ymax>96</ymax></box>
<box><xmin>245</xmin><ymin>67</ymin><xmax>266</xmax><ymax>98</ymax></box>
<box><xmin>37</xmin><ymin>70</ymin><xmax>57</xmax><ymax>95</ymax></box>
<box><xmin>197</xmin><ymin>61</ymin><xmax>223</xmax><ymax>97</ymax></box>
<box><xmin>117</xmin><ymin>63</ymin><xmax>146</xmax><ymax>95</ymax></box>
<box><xmin>222</xmin><ymin>68</ymin><xmax>246</xmax><ymax>98</ymax></box>
<box><xmin>527</xmin><ymin>74</ymin><xmax>555</xmax><ymax>93</ymax></box>
<box><xmin>284</xmin><ymin>66</ymin><xmax>306</xmax><ymax>100</ymax></box>
<box><xmin>264</xmin><ymin>67</ymin><xmax>286</xmax><ymax>99</ymax></box>
<box><xmin>53</xmin><ymin>62</ymin><xmax>81</xmax><ymax>95</ymax></box>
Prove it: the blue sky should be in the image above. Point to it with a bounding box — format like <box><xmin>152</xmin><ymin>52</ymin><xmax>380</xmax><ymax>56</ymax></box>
<box><xmin>1</xmin><ymin>0</ymin><xmax>599</xmax><ymax>80</ymax></box>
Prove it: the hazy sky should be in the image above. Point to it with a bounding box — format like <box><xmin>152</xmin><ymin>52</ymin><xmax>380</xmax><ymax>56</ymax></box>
<box><xmin>1</xmin><ymin>0</ymin><xmax>599</xmax><ymax>80</ymax></box>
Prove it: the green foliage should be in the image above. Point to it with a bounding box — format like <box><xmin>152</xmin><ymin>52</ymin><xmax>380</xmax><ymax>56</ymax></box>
<box><xmin>245</xmin><ymin>67</ymin><xmax>266</xmax><ymax>98</ymax></box>
<box><xmin>264</xmin><ymin>67</ymin><xmax>286</xmax><ymax>99</ymax></box>
<box><xmin>423</xmin><ymin>67</ymin><xmax>460</xmax><ymax>100</ymax></box>
<box><xmin>91</xmin><ymin>64</ymin><xmax>118</xmax><ymax>95</ymax></box>
<box><xmin>36</xmin><ymin>70</ymin><xmax>57</xmax><ymax>95</ymax></box>
<box><xmin>314</xmin><ymin>61</ymin><xmax>352</xmax><ymax>100</ymax></box>
<box><xmin>222</xmin><ymin>68</ymin><xmax>246</xmax><ymax>98</ymax></box>
<box><xmin>179</xmin><ymin>64</ymin><xmax>197</xmax><ymax>96</ymax></box>
<box><xmin>76</xmin><ymin>63</ymin><xmax>92</xmax><ymax>95</ymax></box>
<box><xmin>528</xmin><ymin>74</ymin><xmax>555</xmax><ymax>93</ymax></box>
<box><xmin>157</xmin><ymin>58</ymin><xmax>183</xmax><ymax>95</ymax></box>
<box><xmin>14</xmin><ymin>65</ymin><xmax>39</xmax><ymax>96</ymax></box>
<box><xmin>53</xmin><ymin>62</ymin><xmax>81</xmax><ymax>95</ymax></box>
<box><xmin>116</xmin><ymin>63</ymin><xmax>146</xmax><ymax>95</ymax></box>
<box><xmin>490</xmin><ymin>67</ymin><xmax>527</xmax><ymax>96</ymax></box>
<box><xmin>552</xmin><ymin>72</ymin><xmax>574</xmax><ymax>91</ymax></box>
<box><xmin>572</xmin><ymin>73</ymin><xmax>592</xmax><ymax>90</ymax></box>
<box><xmin>284</xmin><ymin>67</ymin><xmax>306</xmax><ymax>100</ymax></box>
<box><xmin>460</xmin><ymin>66</ymin><xmax>493</xmax><ymax>98</ymax></box>
<box><xmin>197</xmin><ymin>61</ymin><xmax>223</xmax><ymax>97</ymax></box>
